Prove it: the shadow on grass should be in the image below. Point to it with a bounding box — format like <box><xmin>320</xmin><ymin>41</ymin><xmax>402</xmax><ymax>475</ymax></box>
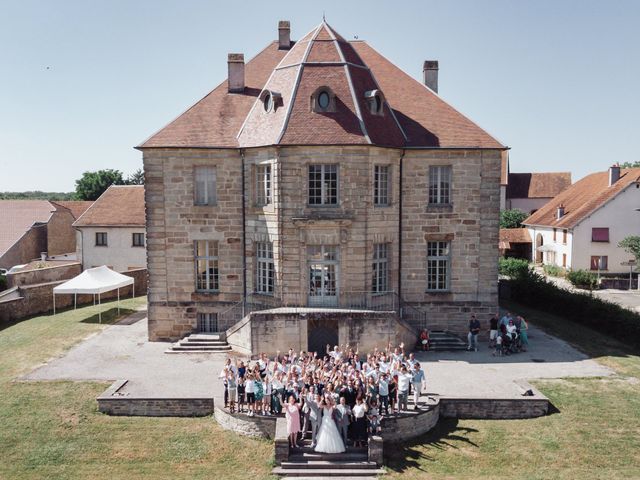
<box><xmin>546</xmin><ymin>402</ymin><xmax>561</xmax><ymax>416</ymax></box>
<box><xmin>80</xmin><ymin>307</ymin><xmax>136</xmax><ymax>325</ymax></box>
<box><xmin>385</xmin><ymin>418</ymin><xmax>478</xmax><ymax>474</ymax></box>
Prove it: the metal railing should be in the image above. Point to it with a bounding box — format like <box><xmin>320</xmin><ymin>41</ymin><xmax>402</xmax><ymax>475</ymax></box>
<box><xmin>217</xmin><ymin>290</ymin><xmax>428</xmax><ymax>331</ymax></box>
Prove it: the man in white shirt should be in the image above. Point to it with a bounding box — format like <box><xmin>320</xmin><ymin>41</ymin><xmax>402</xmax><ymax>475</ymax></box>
<box><xmin>411</xmin><ymin>362</ymin><xmax>426</xmax><ymax>410</ymax></box>
<box><xmin>397</xmin><ymin>366</ymin><xmax>412</xmax><ymax>411</ymax></box>
<box><xmin>378</xmin><ymin>373</ymin><xmax>390</xmax><ymax>415</ymax></box>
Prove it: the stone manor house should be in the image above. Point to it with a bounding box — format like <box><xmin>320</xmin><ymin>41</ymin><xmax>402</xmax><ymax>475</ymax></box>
<box><xmin>138</xmin><ymin>21</ymin><xmax>505</xmax><ymax>354</ymax></box>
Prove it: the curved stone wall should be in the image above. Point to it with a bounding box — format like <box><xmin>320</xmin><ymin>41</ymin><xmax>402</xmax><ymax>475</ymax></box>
<box><xmin>379</xmin><ymin>397</ymin><xmax>440</xmax><ymax>443</ymax></box>
<box><xmin>213</xmin><ymin>407</ymin><xmax>277</xmax><ymax>439</ymax></box>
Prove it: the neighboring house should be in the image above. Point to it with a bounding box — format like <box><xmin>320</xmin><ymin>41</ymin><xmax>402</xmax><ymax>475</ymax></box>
<box><xmin>506</xmin><ymin>171</ymin><xmax>572</xmax><ymax>214</ymax></box>
<box><xmin>138</xmin><ymin>20</ymin><xmax>506</xmax><ymax>348</ymax></box>
<box><xmin>0</xmin><ymin>200</ymin><xmax>92</xmax><ymax>269</ymax></box>
<box><xmin>499</xmin><ymin>228</ymin><xmax>532</xmax><ymax>261</ymax></box>
<box><xmin>524</xmin><ymin>165</ymin><xmax>640</xmax><ymax>273</ymax></box>
<box><xmin>73</xmin><ymin>186</ymin><xmax>146</xmax><ymax>272</ymax></box>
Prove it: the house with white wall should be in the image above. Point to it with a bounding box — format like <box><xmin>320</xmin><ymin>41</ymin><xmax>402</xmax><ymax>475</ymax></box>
<box><xmin>73</xmin><ymin>186</ymin><xmax>146</xmax><ymax>272</ymax></box>
<box><xmin>523</xmin><ymin>165</ymin><xmax>640</xmax><ymax>273</ymax></box>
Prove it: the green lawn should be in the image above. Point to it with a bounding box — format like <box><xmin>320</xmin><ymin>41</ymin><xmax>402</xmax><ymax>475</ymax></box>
<box><xmin>0</xmin><ymin>298</ymin><xmax>274</xmax><ymax>480</ymax></box>
<box><xmin>385</xmin><ymin>300</ymin><xmax>640</xmax><ymax>479</ymax></box>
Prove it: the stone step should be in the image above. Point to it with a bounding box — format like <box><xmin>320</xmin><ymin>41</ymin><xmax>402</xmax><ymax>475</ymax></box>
<box><xmin>289</xmin><ymin>453</ymin><xmax>368</xmax><ymax>462</ymax></box>
<box><xmin>272</xmin><ymin>467</ymin><xmax>386</xmax><ymax>477</ymax></box>
<box><xmin>281</xmin><ymin>461</ymin><xmax>378</xmax><ymax>470</ymax></box>
<box><xmin>188</xmin><ymin>333</ymin><xmax>225</xmax><ymax>341</ymax></box>
<box><xmin>180</xmin><ymin>339</ymin><xmax>229</xmax><ymax>346</ymax></box>
<box><xmin>171</xmin><ymin>344</ymin><xmax>231</xmax><ymax>351</ymax></box>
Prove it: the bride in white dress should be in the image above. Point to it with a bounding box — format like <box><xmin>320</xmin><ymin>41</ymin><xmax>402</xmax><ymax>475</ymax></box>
<box><xmin>314</xmin><ymin>396</ymin><xmax>346</xmax><ymax>454</ymax></box>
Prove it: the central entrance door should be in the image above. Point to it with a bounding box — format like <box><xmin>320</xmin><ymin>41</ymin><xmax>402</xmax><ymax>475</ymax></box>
<box><xmin>307</xmin><ymin>317</ymin><xmax>339</xmax><ymax>357</ymax></box>
<box><xmin>307</xmin><ymin>245</ymin><xmax>339</xmax><ymax>307</ymax></box>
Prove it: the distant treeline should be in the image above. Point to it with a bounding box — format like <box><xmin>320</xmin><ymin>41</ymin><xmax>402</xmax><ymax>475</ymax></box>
<box><xmin>0</xmin><ymin>191</ymin><xmax>77</xmax><ymax>200</ymax></box>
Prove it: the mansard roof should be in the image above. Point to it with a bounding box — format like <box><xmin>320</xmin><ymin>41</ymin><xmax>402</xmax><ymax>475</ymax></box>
<box><xmin>139</xmin><ymin>22</ymin><xmax>504</xmax><ymax>150</ymax></box>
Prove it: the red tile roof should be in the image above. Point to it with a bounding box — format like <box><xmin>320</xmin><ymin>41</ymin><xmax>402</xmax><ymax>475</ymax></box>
<box><xmin>0</xmin><ymin>201</ymin><xmax>54</xmax><ymax>257</ymax></box>
<box><xmin>51</xmin><ymin>200</ymin><xmax>94</xmax><ymax>220</ymax></box>
<box><xmin>524</xmin><ymin>168</ymin><xmax>640</xmax><ymax>228</ymax></box>
<box><xmin>499</xmin><ymin>228</ymin><xmax>532</xmax><ymax>244</ymax></box>
<box><xmin>73</xmin><ymin>186</ymin><xmax>145</xmax><ymax>227</ymax></box>
<box><xmin>507</xmin><ymin>172</ymin><xmax>572</xmax><ymax>199</ymax></box>
<box><xmin>139</xmin><ymin>22</ymin><xmax>504</xmax><ymax>150</ymax></box>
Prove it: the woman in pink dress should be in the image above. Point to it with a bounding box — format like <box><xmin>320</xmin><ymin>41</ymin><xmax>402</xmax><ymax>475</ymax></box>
<box><xmin>285</xmin><ymin>395</ymin><xmax>302</xmax><ymax>448</ymax></box>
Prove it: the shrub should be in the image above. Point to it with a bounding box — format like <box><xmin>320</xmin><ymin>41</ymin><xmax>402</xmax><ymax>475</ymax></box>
<box><xmin>505</xmin><ymin>270</ymin><xmax>640</xmax><ymax>350</ymax></box>
<box><xmin>543</xmin><ymin>264</ymin><xmax>565</xmax><ymax>277</ymax></box>
<box><xmin>567</xmin><ymin>269</ymin><xmax>598</xmax><ymax>289</ymax></box>
<box><xmin>499</xmin><ymin>257</ymin><xmax>530</xmax><ymax>278</ymax></box>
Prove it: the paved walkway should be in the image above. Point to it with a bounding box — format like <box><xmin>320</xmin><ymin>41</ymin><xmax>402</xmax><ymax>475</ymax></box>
<box><xmin>23</xmin><ymin>312</ymin><xmax>612</xmax><ymax>400</ymax></box>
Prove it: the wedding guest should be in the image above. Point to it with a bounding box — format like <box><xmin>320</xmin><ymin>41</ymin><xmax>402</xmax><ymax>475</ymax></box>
<box><xmin>352</xmin><ymin>397</ymin><xmax>368</xmax><ymax>447</ymax></box>
<box><xmin>285</xmin><ymin>396</ymin><xmax>302</xmax><ymax>448</ymax></box>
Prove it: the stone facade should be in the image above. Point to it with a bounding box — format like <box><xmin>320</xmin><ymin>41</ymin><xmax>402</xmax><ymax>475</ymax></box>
<box><xmin>47</xmin><ymin>207</ymin><xmax>77</xmax><ymax>256</ymax></box>
<box><xmin>144</xmin><ymin>145</ymin><xmax>501</xmax><ymax>343</ymax></box>
<box><xmin>0</xmin><ymin>224</ymin><xmax>47</xmax><ymax>270</ymax></box>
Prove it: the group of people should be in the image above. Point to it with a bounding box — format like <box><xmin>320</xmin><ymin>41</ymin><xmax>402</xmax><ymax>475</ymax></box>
<box><xmin>467</xmin><ymin>311</ymin><xmax>529</xmax><ymax>355</ymax></box>
<box><xmin>220</xmin><ymin>342</ymin><xmax>427</xmax><ymax>452</ymax></box>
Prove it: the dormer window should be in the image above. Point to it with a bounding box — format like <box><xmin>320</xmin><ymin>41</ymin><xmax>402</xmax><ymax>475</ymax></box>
<box><xmin>365</xmin><ymin>90</ymin><xmax>385</xmax><ymax>115</ymax></box>
<box><xmin>260</xmin><ymin>90</ymin><xmax>281</xmax><ymax>113</ymax></box>
<box><xmin>311</xmin><ymin>87</ymin><xmax>336</xmax><ymax>113</ymax></box>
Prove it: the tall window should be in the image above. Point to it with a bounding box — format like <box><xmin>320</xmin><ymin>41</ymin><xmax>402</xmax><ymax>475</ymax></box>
<box><xmin>132</xmin><ymin>232</ymin><xmax>145</xmax><ymax>247</ymax></box>
<box><xmin>428</xmin><ymin>166</ymin><xmax>452</xmax><ymax>205</ymax></box>
<box><xmin>372</xmin><ymin>243</ymin><xmax>389</xmax><ymax>293</ymax></box>
<box><xmin>95</xmin><ymin>232</ymin><xmax>108</xmax><ymax>246</ymax></box>
<box><xmin>427</xmin><ymin>241</ymin><xmax>451</xmax><ymax>291</ymax></box>
<box><xmin>255</xmin><ymin>164</ymin><xmax>272</xmax><ymax>206</ymax></box>
<box><xmin>195</xmin><ymin>240</ymin><xmax>219</xmax><ymax>292</ymax></box>
<box><xmin>374</xmin><ymin>165</ymin><xmax>390</xmax><ymax>206</ymax></box>
<box><xmin>197</xmin><ymin>313</ymin><xmax>218</xmax><ymax>333</ymax></box>
<box><xmin>256</xmin><ymin>241</ymin><xmax>275</xmax><ymax>294</ymax></box>
<box><xmin>194</xmin><ymin>166</ymin><xmax>217</xmax><ymax>206</ymax></box>
<box><xmin>308</xmin><ymin>164</ymin><xmax>338</xmax><ymax>205</ymax></box>
<box><xmin>590</xmin><ymin>255</ymin><xmax>608</xmax><ymax>271</ymax></box>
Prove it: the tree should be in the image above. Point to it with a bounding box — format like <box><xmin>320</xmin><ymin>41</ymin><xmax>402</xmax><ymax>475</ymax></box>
<box><xmin>500</xmin><ymin>209</ymin><xmax>529</xmax><ymax>229</ymax></box>
<box><xmin>126</xmin><ymin>168</ymin><xmax>145</xmax><ymax>185</ymax></box>
<box><xmin>620</xmin><ymin>161</ymin><xmax>640</xmax><ymax>168</ymax></box>
<box><xmin>74</xmin><ymin>169</ymin><xmax>125</xmax><ymax>200</ymax></box>
<box><xmin>619</xmin><ymin>236</ymin><xmax>640</xmax><ymax>263</ymax></box>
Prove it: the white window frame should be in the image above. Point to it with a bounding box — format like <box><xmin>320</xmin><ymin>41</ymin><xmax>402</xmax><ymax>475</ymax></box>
<box><xmin>255</xmin><ymin>164</ymin><xmax>272</xmax><ymax>206</ymax></box>
<box><xmin>195</xmin><ymin>240</ymin><xmax>219</xmax><ymax>292</ymax></box>
<box><xmin>194</xmin><ymin>166</ymin><xmax>217</xmax><ymax>206</ymax></box>
<box><xmin>374</xmin><ymin>165</ymin><xmax>391</xmax><ymax>206</ymax></box>
<box><xmin>308</xmin><ymin>164</ymin><xmax>338</xmax><ymax>206</ymax></box>
<box><xmin>372</xmin><ymin>243</ymin><xmax>389</xmax><ymax>293</ymax></box>
<box><xmin>255</xmin><ymin>241</ymin><xmax>275</xmax><ymax>295</ymax></box>
<box><xmin>428</xmin><ymin>165</ymin><xmax>452</xmax><ymax>205</ymax></box>
<box><xmin>427</xmin><ymin>241</ymin><xmax>451</xmax><ymax>291</ymax></box>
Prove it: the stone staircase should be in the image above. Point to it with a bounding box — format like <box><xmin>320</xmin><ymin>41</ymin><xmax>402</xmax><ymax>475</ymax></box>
<box><xmin>165</xmin><ymin>333</ymin><xmax>231</xmax><ymax>354</ymax></box>
<box><xmin>272</xmin><ymin>439</ymin><xmax>385</xmax><ymax>479</ymax></box>
<box><xmin>428</xmin><ymin>330</ymin><xmax>468</xmax><ymax>351</ymax></box>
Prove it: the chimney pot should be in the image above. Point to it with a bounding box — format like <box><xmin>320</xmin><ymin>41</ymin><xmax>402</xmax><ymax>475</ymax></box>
<box><xmin>423</xmin><ymin>60</ymin><xmax>439</xmax><ymax>93</ymax></box>
<box><xmin>609</xmin><ymin>163</ymin><xmax>621</xmax><ymax>186</ymax></box>
<box><xmin>278</xmin><ymin>20</ymin><xmax>291</xmax><ymax>50</ymax></box>
<box><xmin>227</xmin><ymin>53</ymin><xmax>245</xmax><ymax>93</ymax></box>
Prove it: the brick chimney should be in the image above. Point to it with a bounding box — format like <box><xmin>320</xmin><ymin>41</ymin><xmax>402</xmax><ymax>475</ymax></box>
<box><xmin>423</xmin><ymin>60</ymin><xmax>439</xmax><ymax>93</ymax></box>
<box><xmin>609</xmin><ymin>163</ymin><xmax>621</xmax><ymax>186</ymax></box>
<box><xmin>227</xmin><ymin>53</ymin><xmax>245</xmax><ymax>93</ymax></box>
<box><xmin>278</xmin><ymin>20</ymin><xmax>291</xmax><ymax>50</ymax></box>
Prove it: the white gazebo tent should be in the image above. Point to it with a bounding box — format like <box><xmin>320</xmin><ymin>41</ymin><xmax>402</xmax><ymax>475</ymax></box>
<box><xmin>53</xmin><ymin>266</ymin><xmax>135</xmax><ymax>322</ymax></box>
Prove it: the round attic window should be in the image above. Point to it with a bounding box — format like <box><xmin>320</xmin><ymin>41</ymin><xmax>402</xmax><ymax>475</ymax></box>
<box><xmin>318</xmin><ymin>91</ymin><xmax>331</xmax><ymax>110</ymax></box>
<box><xmin>263</xmin><ymin>92</ymin><xmax>274</xmax><ymax>112</ymax></box>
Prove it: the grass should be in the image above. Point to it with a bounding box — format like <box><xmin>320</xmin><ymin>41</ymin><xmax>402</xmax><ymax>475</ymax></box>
<box><xmin>0</xmin><ymin>297</ymin><xmax>275</xmax><ymax>480</ymax></box>
<box><xmin>385</xmin><ymin>299</ymin><xmax>640</xmax><ymax>479</ymax></box>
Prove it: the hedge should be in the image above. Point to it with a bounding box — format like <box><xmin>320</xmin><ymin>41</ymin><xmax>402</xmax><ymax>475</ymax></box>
<box><xmin>504</xmin><ymin>270</ymin><xmax>640</xmax><ymax>350</ymax></box>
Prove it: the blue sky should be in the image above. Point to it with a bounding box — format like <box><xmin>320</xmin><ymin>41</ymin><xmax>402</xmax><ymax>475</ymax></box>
<box><xmin>1</xmin><ymin>0</ymin><xmax>639</xmax><ymax>191</ymax></box>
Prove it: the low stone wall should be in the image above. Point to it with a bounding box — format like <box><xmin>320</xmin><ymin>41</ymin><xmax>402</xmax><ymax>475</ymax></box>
<box><xmin>0</xmin><ymin>268</ymin><xmax>147</xmax><ymax>323</ymax></box>
<box><xmin>97</xmin><ymin>380</ymin><xmax>213</xmax><ymax>417</ymax></box>
<box><xmin>274</xmin><ymin>417</ymin><xmax>289</xmax><ymax>463</ymax></box>
<box><xmin>380</xmin><ymin>399</ymin><xmax>440</xmax><ymax>443</ymax></box>
<box><xmin>439</xmin><ymin>397</ymin><xmax>549</xmax><ymax>419</ymax></box>
<box><xmin>7</xmin><ymin>261</ymin><xmax>80</xmax><ymax>288</ymax></box>
<box><xmin>213</xmin><ymin>406</ymin><xmax>277</xmax><ymax>438</ymax></box>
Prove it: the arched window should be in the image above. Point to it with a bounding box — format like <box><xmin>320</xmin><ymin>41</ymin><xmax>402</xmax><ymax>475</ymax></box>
<box><xmin>364</xmin><ymin>89</ymin><xmax>385</xmax><ymax>116</ymax></box>
<box><xmin>259</xmin><ymin>90</ymin><xmax>281</xmax><ymax>113</ymax></box>
<box><xmin>311</xmin><ymin>87</ymin><xmax>336</xmax><ymax>113</ymax></box>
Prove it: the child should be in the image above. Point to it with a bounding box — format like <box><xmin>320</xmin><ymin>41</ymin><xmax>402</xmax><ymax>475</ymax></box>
<box><xmin>367</xmin><ymin>400</ymin><xmax>381</xmax><ymax>435</ymax></box>
<box><xmin>226</xmin><ymin>371</ymin><xmax>237</xmax><ymax>414</ymax></box>
<box><xmin>263</xmin><ymin>376</ymin><xmax>272</xmax><ymax>415</ymax></box>
<box><xmin>254</xmin><ymin>375</ymin><xmax>264</xmax><ymax>415</ymax></box>
<box><xmin>493</xmin><ymin>334</ymin><xmax>503</xmax><ymax>357</ymax></box>
<box><xmin>237</xmin><ymin>376</ymin><xmax>246</xmax><ymax>413</ymax></box>
<box><xmin>245</xmin><ymin>373</ymin><xmax>256</xmax><ymax>416</ymax></box>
